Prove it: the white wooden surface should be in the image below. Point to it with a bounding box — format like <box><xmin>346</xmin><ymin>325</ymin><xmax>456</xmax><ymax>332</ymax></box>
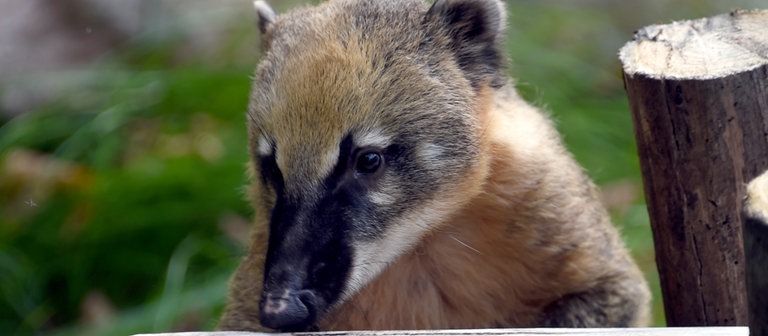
<box><xmin>133</xmin><ymin>327</ymin><xmax>749</xmax><ymax>336</ymax></box>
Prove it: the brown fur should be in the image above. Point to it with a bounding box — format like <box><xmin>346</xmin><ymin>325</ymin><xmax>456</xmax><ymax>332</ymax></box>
<box><xmin>219</xmin><ymin>0</ymin><xmax>650</xmax><ymax>330</ymax></box>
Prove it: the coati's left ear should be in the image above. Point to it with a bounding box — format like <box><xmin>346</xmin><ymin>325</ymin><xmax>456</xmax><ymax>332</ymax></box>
<box><xmin>254</xmin><ymin>0</ymin><xmax>277</xmax><ymax>34</ymax></box>
<box><xmin>426</xmin><ymin>0</ymin><xmax>507</xmax><ymax>88</ymax></box>
<box><xmin>254</xmin><ymin>0</ymin><xmax>278</xmax><ymax>51</ymax></box>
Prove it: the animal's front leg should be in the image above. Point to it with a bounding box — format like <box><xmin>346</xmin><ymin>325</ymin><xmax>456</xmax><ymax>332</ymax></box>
<box><xmin>540</xmin><ymin>274</ymin><xmax>650</xmax><ymax>327</ymax></box>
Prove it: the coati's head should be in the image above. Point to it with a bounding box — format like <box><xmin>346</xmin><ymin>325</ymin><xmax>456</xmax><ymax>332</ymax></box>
<box><xmin>248</xmin><ymin>0</ymin><xmax>507</xmax><ymax>331</ymax></box>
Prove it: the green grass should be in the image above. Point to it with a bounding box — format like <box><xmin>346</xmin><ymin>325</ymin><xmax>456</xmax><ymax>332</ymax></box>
<box><xmin>4</xmin><ymin>1</ymin><xmax>763</xmax><ymax>334</ymax></box>
<box><xmin>0</xmin><ymin>65</ymin><xmax>253</xmax><ymax>334</ymax></box>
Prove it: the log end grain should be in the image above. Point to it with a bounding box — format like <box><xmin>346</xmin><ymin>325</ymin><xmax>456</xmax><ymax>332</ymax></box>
<box><xmin>619</xmin><ymin>10</ymin><xmax>768</xmax><ymax>80</ymax></box>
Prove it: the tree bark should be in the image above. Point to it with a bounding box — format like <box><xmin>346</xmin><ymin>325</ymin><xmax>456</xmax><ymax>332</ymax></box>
<box><xmin>744</xmin><ymin>171</ymin><xmax>768</xmax><ymax>336</ymax></box>
<box><xmin>619</xmin><ymin>10</ymin><xmax>768</xmax><ymax>327</ymax></box>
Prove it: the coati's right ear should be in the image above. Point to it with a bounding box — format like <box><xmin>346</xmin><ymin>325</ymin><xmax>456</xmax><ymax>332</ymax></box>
<box><xmin>254</xmin><ymin>0</ymin><xmax>277</xmax><ymax>34</ymax></box>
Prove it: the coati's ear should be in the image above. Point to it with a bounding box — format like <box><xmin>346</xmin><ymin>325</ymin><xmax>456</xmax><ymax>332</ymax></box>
<box><xmin>426</xmin><ymin>0</ymin><xmax>507</xmax><ymax>88</ymax></box>
<box><xmin>254</xmin><ymin>0</ymin><xmax>277</xmax><ymax>34</ymax></box>
<box><xmin>254</xmin><ymin>0</ymin><xmax>278</xmax><ymax>52</ymax></box>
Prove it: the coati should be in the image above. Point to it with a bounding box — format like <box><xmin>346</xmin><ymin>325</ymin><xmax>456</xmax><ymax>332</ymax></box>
<box><xmin>219</xmin><ymin>0</ymin><xmax>651</xmax><ymax>331</ymax></box>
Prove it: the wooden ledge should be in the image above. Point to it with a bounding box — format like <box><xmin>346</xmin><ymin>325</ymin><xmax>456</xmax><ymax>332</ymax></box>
<box><xmin>133</xmin><ymin>327</ymin><xmax>749</xmax><ymax>336</ymax></box>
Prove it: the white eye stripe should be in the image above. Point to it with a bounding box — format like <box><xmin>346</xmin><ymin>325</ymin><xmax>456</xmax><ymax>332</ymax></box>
<box><xmin>418</xmin><ymin>143</ymin><xmax>444</xmax><ymax>162</ymax></box>
<box><xmin>355</xmin><ymin>129</ymin><xmax>392</xmax><ymax>148</ymax></box>
<box><xmin>344</xmin><ymin>204</ymin><xmax>445</xmax><ymax>301</ymax></box>
<box><xmin>368</xmin><ymin>190</ymin><xmax>396</xmax><ymax>206</ymax></box>
<box><xmin>257</xmin><ymin>136</ymin><xmax>273</xmax><ymax>156</ymax></box>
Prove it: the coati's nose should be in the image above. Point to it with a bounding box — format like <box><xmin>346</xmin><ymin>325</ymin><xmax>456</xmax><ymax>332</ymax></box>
<box><xmin>259</xmin><ymin>289</ymin><xmax>318</xmax><ymax>331</ymax></box>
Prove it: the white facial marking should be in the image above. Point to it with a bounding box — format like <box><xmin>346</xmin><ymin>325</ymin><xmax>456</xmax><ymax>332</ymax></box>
<box><xmin>368</xmin><ymin>191</ymin><xmax>396</xmax><ymax>206</ymax></box>
<box><xmin>418</xmin><ymin>142</ymin><xmax>444</xmax><ymax>162</ymax></box>
<box><xmin>342</xmin><ymin>199</ymin><xmax>453</xmax><ymax>300</ymax></box>
<box><xmin>257</xmin><ymin>136</ymin><xmax>272</xmax><ymax>156</ymax></box>
<box><xmin>367</xmin><ymin>179</ymin><xmax>400</xmax><ymax>206</ymax></box>
<box><xmin>355</xmin><ymin>128</ymin><xmax>391</xmax><ymax>148</ymax></box>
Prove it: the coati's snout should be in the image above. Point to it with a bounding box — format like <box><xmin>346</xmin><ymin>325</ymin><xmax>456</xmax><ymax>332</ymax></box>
<box><xmin>258</xmin><ymin>188</ymin><xmax>354</xmax><ymax>331</ymax></box>
<box><xmin>259</xmin><ymin>289</ymin><xmax>316</xmax><ymax>331</ymax></box>
<box><xmin>259</xmin><ymin>241</ymin><xmax>345</xmax><ymax>331</ymax></box>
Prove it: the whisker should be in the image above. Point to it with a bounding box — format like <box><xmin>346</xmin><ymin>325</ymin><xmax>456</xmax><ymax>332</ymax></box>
<box><xmin>450</xmin><ymin>235</ymin><xmax>482</xmax><ymax>255</ymax></box>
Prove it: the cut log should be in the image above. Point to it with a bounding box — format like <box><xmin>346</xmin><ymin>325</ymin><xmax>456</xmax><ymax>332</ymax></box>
<box><xmin>619</xmin><ymin>10</ymin><xmax>768</xmax><ymax>327</ymax></box>
<box><xmin>744</xmin><ymin>170</ymin><xmax>768</xmax><ymax>336</ymax></box>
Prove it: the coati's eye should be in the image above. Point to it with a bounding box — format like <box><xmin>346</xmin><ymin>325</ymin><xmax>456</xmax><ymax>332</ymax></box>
<box><xmin>354</xmin><ymin>151</ymin><xmax>383</xmax><ymax>175</ymax></box>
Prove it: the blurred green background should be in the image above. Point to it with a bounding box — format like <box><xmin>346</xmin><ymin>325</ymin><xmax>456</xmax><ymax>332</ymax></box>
<box><xmin>0</xmin><ymin>0</ymin><xmax>764</xmax><ymax>335</ymax></box>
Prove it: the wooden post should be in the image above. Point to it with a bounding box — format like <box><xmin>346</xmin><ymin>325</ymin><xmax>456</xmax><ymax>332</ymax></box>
<box><xmin>744</xmin><ymin>170</ymin><xmax>768</xmax><ymax>335</ymax></box>
<box><xmin>619</xmin><ymin>10</ymin><xmax>768</xmax><ymax>327</ymax></box>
